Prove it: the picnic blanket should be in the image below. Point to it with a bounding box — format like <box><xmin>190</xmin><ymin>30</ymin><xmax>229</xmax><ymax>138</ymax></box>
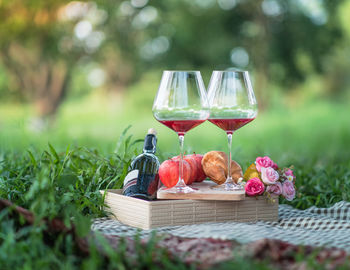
<box><xmin>92</xmin><ymin>201</ymin><xmax>350</xmax><ymax>252</ymax></box>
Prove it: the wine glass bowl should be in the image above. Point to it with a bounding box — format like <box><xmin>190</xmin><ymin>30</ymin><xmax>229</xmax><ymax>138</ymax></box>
<box><xmin>153</xmin><ymin>71</ymin><xmax>209</xmax><ymax>193</ymax></box>
<box><xmin>208</xmin><ymin>70</ymin><xmax>257</xmax><ymax>191</ymax></box>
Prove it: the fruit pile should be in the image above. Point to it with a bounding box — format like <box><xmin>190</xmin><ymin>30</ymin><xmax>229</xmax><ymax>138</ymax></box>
<box><xmin>158</xmin><ymin>151</ymin><xmax>243</xmax><ymax>188</ymax></box>
<box><xmin>158</xmin><ymin>154</ymin><xmax>206</xmax><ymax>188</ymax></box>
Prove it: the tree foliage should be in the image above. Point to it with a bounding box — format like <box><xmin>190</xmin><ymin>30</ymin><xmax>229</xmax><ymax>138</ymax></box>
<box><xmin>0</xmin><ymin>0</ymin><xmax>347</xmax><ymax>116</ymax></box>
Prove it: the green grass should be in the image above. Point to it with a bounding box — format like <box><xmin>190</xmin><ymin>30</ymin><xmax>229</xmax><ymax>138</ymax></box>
<box><xmin>1</xmin><ymin>97</ymin><xmax>349</xmax><ymax>160</ymax></box>
<box><xmin>0</xmin><ymin>97</ymin><xmax>350</xmax><ymax>269</ymax></box>
<box><xmin>2</xmin><ymin>143</ymin><xmax>346</xmax><ymax>269</ymax></box>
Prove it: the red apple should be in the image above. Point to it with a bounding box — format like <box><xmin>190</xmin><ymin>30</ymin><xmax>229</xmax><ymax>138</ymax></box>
<box><xmin>189</xmin><ymin>153</ymin><xmax>207</xmax><ymax>182</ymax></box>
<box><xmin>172</xmin><ymin>155</ymin><xmax>197</xmax><ymax>184</ymax></box>
<box><xmin>158</xmin><ymin>159</ymin><xmax>191</xmax><ymax>188</ymax></box>
<box><xmin>184</xmin><ymin>156</ymin><xmax>198</xmax><ymax>184</ymax></box>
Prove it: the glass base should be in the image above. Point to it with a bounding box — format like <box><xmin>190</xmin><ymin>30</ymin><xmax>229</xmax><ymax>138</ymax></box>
<box><xmin>212</xmin><ymin>182</ymin><xmax>244</xmax><ymax>191</ymax></box>
<box><xmin>163</xmin><ymin>185</ymin><xmax>196</xmax><ymax>194</ymax></box>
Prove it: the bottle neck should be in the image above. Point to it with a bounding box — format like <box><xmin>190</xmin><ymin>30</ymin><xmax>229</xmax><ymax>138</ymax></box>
<box><xmin>143</xmin><ymin>134</ymin><xmax>157</xmax><ymax>154</ymax></box>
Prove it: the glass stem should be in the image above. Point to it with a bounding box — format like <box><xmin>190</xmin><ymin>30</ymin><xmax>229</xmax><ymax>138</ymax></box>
<box><xmin>177</xmin><ymin>134</ymin><xmax>186</xmax><ymax>187</ymax></box>
<box><xmin>225</xmin><ymin>133</ymin><xmax>234</xmax><ymax>184</ymax></box>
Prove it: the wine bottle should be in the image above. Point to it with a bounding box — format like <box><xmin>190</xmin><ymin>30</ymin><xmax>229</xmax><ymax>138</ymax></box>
<box><xmin>122</xmin><ymin>128</ymin><xmax>160</xmax><ymax>200</ymax></box>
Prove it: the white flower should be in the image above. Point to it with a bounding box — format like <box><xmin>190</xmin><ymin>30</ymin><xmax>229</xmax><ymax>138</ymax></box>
<box><xmin>286</xmin><ymin>175</ymin><xmax>294</xmax><ymax>182</ymax></box>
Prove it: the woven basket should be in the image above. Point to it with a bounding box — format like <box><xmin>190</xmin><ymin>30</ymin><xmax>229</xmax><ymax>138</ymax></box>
<box><xmin>101</xmin><ymin>189</ymin><xmax>278</xmax><ymax>230</ymax></box>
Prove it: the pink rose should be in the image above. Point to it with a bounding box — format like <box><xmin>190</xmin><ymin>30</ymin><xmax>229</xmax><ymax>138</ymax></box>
<box><xmin>245</xmin><ymin>177</ymin><xmax>265</xmax><ymax>196</ymax></box>
<box><xmin>266</xmin><ymin>182</ymin><xmax>282</xmax><ymax>196</ymax></box>
<box><xmin>261</xmin><ymin>167</ymin><xmax>279</xmax><ymax>185</ymax></box>
<box><xmin>272</xmin><ymin>162</ymin><xmax>279</xmax><ymax>170</ymax></box>
<box><xmin>282</xmin><ymin>181</ymin><xmax>295</xmax><ymax>201</ymax></box>
<box><xmin>255</xmin><ymin>156</ymin><xmax>276</xmax><ymax>172</ymax></box>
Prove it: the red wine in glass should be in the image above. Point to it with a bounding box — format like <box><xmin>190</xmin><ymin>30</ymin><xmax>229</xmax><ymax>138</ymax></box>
<box><xmin>158</xmin><ymin>119</ymin><xmax>206</xmax><ymax>136</ymax></box>
<box><xmin>207</xmin><ymin>70</ymin><xmax>258</xmax><ymax>191</ymax></box>
<box><xmin>152</xmin><ymin>71</ymin><xmax>209</xmax><ymax>194</ymax></box>
<box><xmin>209</xmin><ymin>118</ymin><xmax>255</xmax><ymax>134</ymax></box>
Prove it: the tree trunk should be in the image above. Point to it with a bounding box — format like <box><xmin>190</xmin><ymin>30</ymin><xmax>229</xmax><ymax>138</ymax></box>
<box><xmin>1</xmin><ymin>43</ymin><xmax>71</xmax><ymax>119</ymax></box>
<box><xmin>35</xmin><ymin>61</ymin><xmax>70</xmax><ymax>117</ymax></box>
<box><xmin>246</xmin><ymin>0</ymin><xmax>270</xmax><ymax>111</ymax></box>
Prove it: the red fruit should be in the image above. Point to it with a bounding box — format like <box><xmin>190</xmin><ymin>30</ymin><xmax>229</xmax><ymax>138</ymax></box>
<box><xmin>158</xmin><ymin>159</ymin><xmax>191</xmax><ymax>188</ymax></box>
<box><xmin>184</xmin><ymin>156</ymin><xmax>198</xmax><ymax>184</ymax></box>
<box><xmin>189</xmin><ymin>153</ymin><xmax>207</xmax><ymax>182</ymax></box>
<box><xmin>172</xmin><ymin>155</ymin><xmax>197</xmax><ymax>184</ymax></box>
<box><xmin>173</xmin><ymin>156</ymin><xmax>198</xmax><ymax>184</ymax></box>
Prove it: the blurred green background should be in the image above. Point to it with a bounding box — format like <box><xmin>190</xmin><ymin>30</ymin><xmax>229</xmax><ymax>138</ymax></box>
<box><xmin>0</xmin><ymin>0</ymin><xmax>349</xmax><ymax>165</ymax></box>
<box><xmin>1</xmin><ymin>2</ymin><xmax>350</xmax><ymax>267</ymax></box>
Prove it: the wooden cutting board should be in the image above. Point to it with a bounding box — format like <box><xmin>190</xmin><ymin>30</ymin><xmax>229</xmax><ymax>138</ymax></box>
<box><xmin>157</xmin><ymin>181</ymin><xmax>246</xmax><ymax>201</ymax></box>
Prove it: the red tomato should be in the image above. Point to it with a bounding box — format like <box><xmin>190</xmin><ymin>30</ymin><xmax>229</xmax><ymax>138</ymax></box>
<box><xmin>158</xmin><ymin>159</ymin><xmax>191</xmax><ymax>188</ymax></box>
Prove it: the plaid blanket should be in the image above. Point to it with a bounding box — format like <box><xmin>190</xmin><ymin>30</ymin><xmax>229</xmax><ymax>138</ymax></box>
<box><xmin>92</xmin><ymin>201</ymin><xmax>350</xmax><ymax>252</ymax></box>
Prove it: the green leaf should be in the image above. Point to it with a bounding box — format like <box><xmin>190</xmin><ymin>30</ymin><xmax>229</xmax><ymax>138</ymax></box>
<box><xmin>114</xmin><ymin>125</ymin><xmax>132</xmax><ymax>154</ymax></box>
<box><xmin>27</xmin><ymin>150</ymin><xmax>37</xmax><ymax>167</ymax></box>
<box><xmin>48</xmin><ymin>143</ymin><xmax>60</xmax><ymax>163</ymax></box>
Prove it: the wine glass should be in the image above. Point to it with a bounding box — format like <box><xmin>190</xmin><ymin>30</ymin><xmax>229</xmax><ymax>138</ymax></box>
<box><xmin>153</xmin><ymin>71</ymin><xmax>209</xmax><ymax>193</ymax></box>
<box><xmin>207</xmin><ymin>70</ymin><xmax>257</xmax><ymax>191</ymax></box>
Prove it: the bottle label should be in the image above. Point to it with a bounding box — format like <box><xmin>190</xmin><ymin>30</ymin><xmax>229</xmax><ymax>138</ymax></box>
<box><xmin>122</xmin><ymin>169</ymin><xmax>159</xmax><ymax>200</ymax></box>
<box><xmin>123</xmin><ymin>170</ymin><xmax>139</xmax><ymax>192</ymax></box>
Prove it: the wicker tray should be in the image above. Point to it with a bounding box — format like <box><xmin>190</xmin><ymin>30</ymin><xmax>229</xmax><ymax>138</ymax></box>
<box><xmin>101</xmin><ymin>189</ymin><xmax>278</xmax><ymax>229</ymax></box>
